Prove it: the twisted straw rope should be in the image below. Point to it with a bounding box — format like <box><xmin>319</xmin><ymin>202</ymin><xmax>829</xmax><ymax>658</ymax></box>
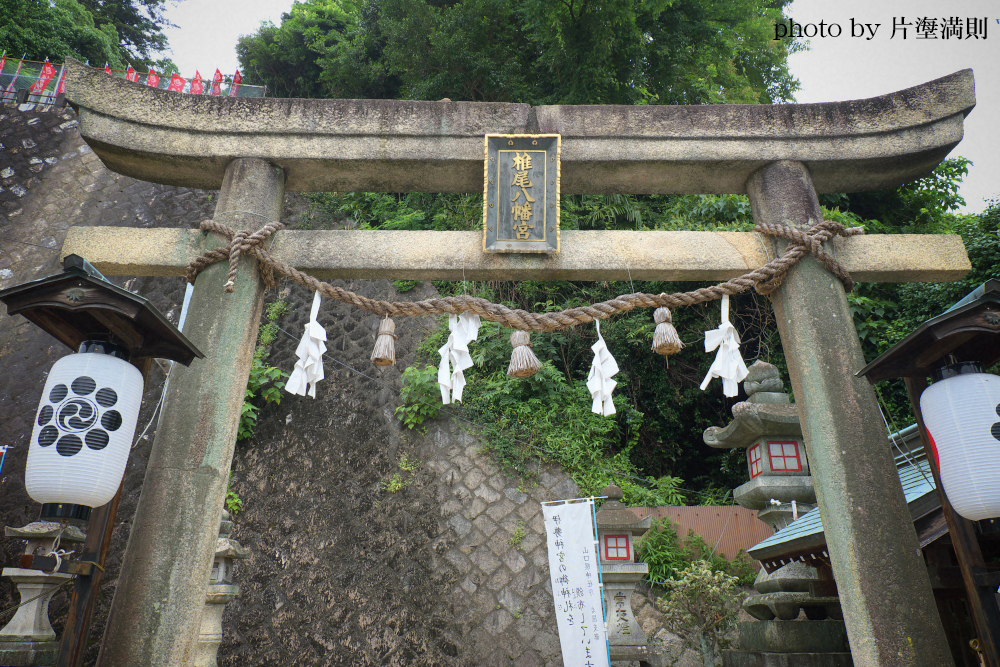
<box><xmin>185</xmin><ymin>219</ymin><xmax>863</xmax><ymax>332</ymax></box>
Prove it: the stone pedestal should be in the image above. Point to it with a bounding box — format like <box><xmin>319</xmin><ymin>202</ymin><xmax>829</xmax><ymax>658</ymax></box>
<box><xmin>723</xmin><ymin>621</ymin><xmax>852</xmax><ymax>667</ymax></box>
<box><xmin>193</xmin><ymin>510</ymin><xmax>249</xmax><ymax>667</ymax></box>
<box><xmin>0</xmin><ymin>521</ymin><xmax>85</xmax><ymax>666</ymax></box>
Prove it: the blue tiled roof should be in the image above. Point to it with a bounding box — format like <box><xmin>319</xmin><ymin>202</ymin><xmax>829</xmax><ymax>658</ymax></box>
<box><xmin>748</xmin><ymin>436</ymin><xmax>936</xmax><ymax>558</ymax></box>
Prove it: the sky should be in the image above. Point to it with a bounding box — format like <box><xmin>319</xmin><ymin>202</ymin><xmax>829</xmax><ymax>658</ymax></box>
<box><xmin>162</xmin><ymin>0</ymin><xmax>998</xmax><ymax>212</ymax></box>
<box><xmin>785</xmin><ymin>0</ymin><xmax>998</xmax><ymax>212</ymax></box>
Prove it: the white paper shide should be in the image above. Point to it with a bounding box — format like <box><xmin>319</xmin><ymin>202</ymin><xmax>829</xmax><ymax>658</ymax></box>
<box><xmin>587</xmin><ymin>320</ymin><xmax>619</xmax><ymax>416</ymax></box>
<box><xmin>438</xmin><ymin>313</ymin><xmax>481</xmax><ymax>404</ymax></box>
<box><xmin>286</xmin><ymin>291</ymin><xmax>327</xmax><ymax>398</ymax></box>
<box><xmin>700</xmin><ymin>294</ymin><xmax>749</xmax><ymax>397</ymax></box>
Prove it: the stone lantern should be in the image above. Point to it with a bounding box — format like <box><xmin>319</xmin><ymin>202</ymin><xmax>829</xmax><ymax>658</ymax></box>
<box><xmin>0</xmin><ymin>521</ymin><xmax>85</xmax><ymax>666</ymax></box>
<box><xmin>194</xmin><ymin>509</ymin><xmax>250</xmax><ymax>667</ymax></box>
<box><xmin>705</xmin><ymin>362</ymin><xmax>850</xmax><ymax>666</ymax></box>
<box><xmin>703</xmin><ymin>360</ymin><xmax>821</xmax><ymax>606</ymax></box>
<box><xmin>704</xmin><ymin>361</ymin><xmax>815</xmax><ymax>533</ymax></box>
<box><xmin>595</xmin><ymin>484</ymin><xmax>658</xmax><ymax>666</ymax></box>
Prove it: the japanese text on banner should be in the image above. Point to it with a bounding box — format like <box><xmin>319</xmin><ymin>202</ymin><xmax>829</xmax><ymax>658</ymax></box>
<box><xmin>543</xmin><ymin>500</ymin><xmax>610</xmax><ymax>667</ymax></box>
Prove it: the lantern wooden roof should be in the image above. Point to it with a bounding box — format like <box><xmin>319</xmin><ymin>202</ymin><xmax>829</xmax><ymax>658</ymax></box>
<box><xmin>0</xmin><ymin>255</ymin><xmax>203</xmax><ymax>365</ymax></box>
<box><xmin>858</xmin><ymin>279</ymin><xmax>1000</xmax><ymax>383</ymax></box>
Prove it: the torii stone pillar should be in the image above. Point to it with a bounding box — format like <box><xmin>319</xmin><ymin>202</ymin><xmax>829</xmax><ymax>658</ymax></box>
<box><xmin>96</xmin><ymin>158</ymin><xmax>284</xmax><ymax>666</ymax></box>
<box><xmin>746</xmin><ymin>161</ymin><xmax>953</xmax><ymax>666</ymax></box>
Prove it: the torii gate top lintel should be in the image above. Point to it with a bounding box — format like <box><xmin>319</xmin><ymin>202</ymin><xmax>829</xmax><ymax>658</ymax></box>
<box><xmin>63</xmin><ymin>59</ymin><xmax>975</xmax><ymax>197</ymax></box>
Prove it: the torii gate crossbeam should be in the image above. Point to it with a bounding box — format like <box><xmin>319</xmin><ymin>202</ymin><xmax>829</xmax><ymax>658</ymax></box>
<box><xmin>59</xmin><ymin>59</ymin><xmax>977</xmax><ymax>667</ymax></box>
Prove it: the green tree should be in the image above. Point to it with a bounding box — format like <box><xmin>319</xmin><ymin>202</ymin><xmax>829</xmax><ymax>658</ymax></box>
<box><xmin>658</xmin><ymin>560</ymin><xmax>743</xmax><ymax>667</ymax></box>
<box><xmin>237</xmin><ymin>0</ymin><xmax>363</xmax><ymax>99</ymax></box>
<box><xmin>0</xmin><ymin>0</ymin><xmax>126</xmax><ymax>67</ymax></box>
<box><xmin>238</xmin><ymin>0</ymin><xmax>801</xmax><ymax>104</ymax></box>
<box><xmin>0</xmin><ymin>0</ymin><xmax>176</xmax><ymax>69</ymax></box>
<box><xmin>77</xmin><ymin>0</ymin><xmax>174</xmax><ymax>69</ymax></box>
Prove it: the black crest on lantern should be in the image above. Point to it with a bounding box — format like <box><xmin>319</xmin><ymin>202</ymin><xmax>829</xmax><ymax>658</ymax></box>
<box><xmin>36</xmin><ymin>375</ymin><xmax>123</xmax><ymax>457</ymax></box>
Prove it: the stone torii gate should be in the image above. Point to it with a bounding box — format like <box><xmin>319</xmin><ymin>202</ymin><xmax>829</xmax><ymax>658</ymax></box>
<box><xmin>60</xmin><ymin>60</ymin><xmax>975</xmax><ymax>666</ymax></box>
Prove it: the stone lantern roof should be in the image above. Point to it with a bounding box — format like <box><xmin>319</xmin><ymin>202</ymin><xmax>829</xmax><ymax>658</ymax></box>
<box><xmin>595</xmin><ymin>484</ymin><xmax>651</xmax><ymax>535</ymax></box>
<box><xmin>703</xmin><ymin>361</ymin><xmax>801</xmax><ymax>450</ymax></box>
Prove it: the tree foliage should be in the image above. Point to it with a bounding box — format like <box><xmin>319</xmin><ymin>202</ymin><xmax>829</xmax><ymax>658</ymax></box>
<box><xmin>0</xmin><ymin>0</ymin><xmax>125</xmax><ymax>67</ymax></box>
<box><xmin>78</xmin><ymin>0</ymin><xmax>173</xmax><ymax>69</ymax></box>
<box><xmin>238</xmin><ymin>0</ymin><xmax>801</xmax><ymax>103</ymax></box>
<box><xmin>0</xmin><ymin>0</ymin><xmax>174</xmax><ymax>69</ymax></box>
<box><xmin>657</xmin><ymin>560</ymin><xmax>743</xmax><ymax>667</ymax></box>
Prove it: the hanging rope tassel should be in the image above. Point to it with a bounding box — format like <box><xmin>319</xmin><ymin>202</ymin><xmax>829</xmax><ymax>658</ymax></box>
<box><xmin>507</xmin><ymin>330</ymin><xmax>541</xmax><ymax>378</ymax></box>
<box><xmin>651</xmin><ymin>306</ymin><xmax>683</xmax><ymax>356</ymax></box>
<box><xmin>371</xmin><ymin>317</ymin><xmax>397</xmax><ymax>366</ymax></box>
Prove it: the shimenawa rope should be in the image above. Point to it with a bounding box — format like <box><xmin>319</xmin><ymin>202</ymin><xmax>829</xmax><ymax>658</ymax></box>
<box><xmin>185</xmin><ymin>219</ymin><xmax>863</xmax><ymax>333</ymax></box>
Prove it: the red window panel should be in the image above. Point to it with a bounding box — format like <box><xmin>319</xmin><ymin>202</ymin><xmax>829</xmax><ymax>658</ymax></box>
<box><xmin>748</xmin><ymin>444</ymin><xmax>762</xmax><ymax>478</ymax></box>
<box><xmin>605</xmin><ymin>535</ymin><xmax>631</xmax><ymax>560</ymax></box>
<box><xmin>768</xmin><ymin>441</ymin><xmax>802</xmax><ymax>472</ymax></box>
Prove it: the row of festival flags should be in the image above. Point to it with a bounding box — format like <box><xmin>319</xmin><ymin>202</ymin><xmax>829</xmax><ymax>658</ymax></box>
<box><xmin>0</xmin><ymin>52</ymin><xmax>264</xmax><ymax>100</ymax></box>
<box><xmin>102</xmin><ymin>62</ymin><xmax>245</xmax><ymax>97</ymax></box>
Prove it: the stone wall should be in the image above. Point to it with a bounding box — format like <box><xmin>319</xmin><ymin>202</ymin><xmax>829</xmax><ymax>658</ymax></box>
<box><xmin>0</xmin><ymin>105</ymin><xmax>673</xmax><ymax>666</ymax></box>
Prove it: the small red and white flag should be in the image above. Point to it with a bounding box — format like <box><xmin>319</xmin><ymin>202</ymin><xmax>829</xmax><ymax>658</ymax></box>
<box><xmin>147</xmin><ymin>69</ymin><xmax>160</xmax><ymax>87</ymax></box>
<box><xmin>190</xmin><ymin>70</ymin><xmax>204</xmax><ymax>94</ymax></box>
<box><xmin>229</xmin><ymin>70</ymin><xmax>242</xmax><ymax>97</ymax></box>
<box><xmin>57</xmin><ymin>70</ymin><xmax>67</xmax><ymax>94</ymax></box>
<box><xmin>126</xmin><ymin>66</ymin><xmax>139</xmax><ymax>82</ymax></box>
<box><xmin>105</xmin><ymin>63</ymin><xmax>112</xmax><ymax>75</ymax></box>
<box><xmin>211</xmin><ymin>69</ymin><xmax>223</xmax><ymax>95</ymax></box>
<box><xmin>167</xmin><ymin>72</ymin><xmax>186</xmax><ymax>92</ymax></box>
<box><xmin>30</xmin><ymin>59</ymin><xmax>57</xmax><ymax>94</ymax></box>
<box><xmin>0</xmin><ymin>52</ymin><xmax>7</xmax><ymax>75</ymax></box>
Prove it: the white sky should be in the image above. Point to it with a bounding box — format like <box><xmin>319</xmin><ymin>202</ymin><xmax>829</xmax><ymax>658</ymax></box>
<box><xmin>786</xmin><ymin>0</ymin><xmax>998</xmax><ymax>212</ymax></box>
<box><xmin>163</xmin><ymin>0</ymin><xmax>997</xmax><ymax>212</ymax></box>
<box><xmin>161</xmin><ymin>0</ymin><xmax>292</xmax><ymax>76</ymax></box>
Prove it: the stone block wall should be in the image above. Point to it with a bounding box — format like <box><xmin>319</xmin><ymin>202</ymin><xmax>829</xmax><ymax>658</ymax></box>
<box><xmin>0</xmin><ymin>104</ymin><xmax>674</xmax><ymax>666</ymax></box>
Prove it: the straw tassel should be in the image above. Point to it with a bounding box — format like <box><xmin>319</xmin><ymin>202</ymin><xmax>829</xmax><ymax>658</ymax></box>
<box><xmin>507</xmin><ymin>330</ymin><xmax>541</xmax><ymax>378</ymax></box>
<box><xmin>371</xmin><ymin>317</ymin><xmax>397</xmax><ymax>366</ymax></box>
<box><xmin>651</xmin><ymin>306</ymin><xmax>683</xmax><ymax>356</ymax></box>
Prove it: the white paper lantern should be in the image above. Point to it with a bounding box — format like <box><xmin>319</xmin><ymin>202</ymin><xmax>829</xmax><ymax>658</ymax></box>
<box><xmin>920</xmin><ymin>370</ymin><xmax>1000</xmax><ymax>521</ymax></box>
<box><xmin>26</xmin><ymin>352</ymin><xmax>143</xmax><ymax>509</ymax></box>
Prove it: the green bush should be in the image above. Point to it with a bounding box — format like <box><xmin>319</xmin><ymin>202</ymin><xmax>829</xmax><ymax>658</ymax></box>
<box><xmin>239</xmin><ymin>353</ymin><xmax>287</xmax><ymax>441</ymax></box>
<box><xmin>658</xmin><ymin>560</ymin><xmax>743</xmax><ymax>667</ymax></box>
<box><xmin>638</xmin><ymin>518</ymin><xmax>756</xmax><ymax>586</ymax></box>
<box><xmin>396</xmin><ymin>365</ymin><xmax>442</xmax><ymax>430</ymax></box>
<box><xmin>238</xmin><ymin>298</ymin><xmax>290</xmax><ymax>441</ymax></box>
<box><xmin>226</xmin><ymin>472</ymin><xmax>244</xmax><ymax>516</ymax></box>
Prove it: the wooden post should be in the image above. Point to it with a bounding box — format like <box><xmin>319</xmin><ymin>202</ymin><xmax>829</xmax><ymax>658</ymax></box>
<box><xmin>905</xmin><ymin>376</ymin><xmax>1000</xmax><ymax>667</ymax></box>
<box><xmin>746</xmin><ymin>160</ymin><xmax>954</xmax><ymax>667</ymax></box>
<box><xmin>95</xmin><ymin>158</ymin><xmax>284</xmax><ymax>666</ymax></box>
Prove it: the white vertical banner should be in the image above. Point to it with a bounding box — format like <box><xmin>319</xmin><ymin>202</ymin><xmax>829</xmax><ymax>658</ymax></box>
<box><xmin>543</xmin><ymin>499</ymin><xmax>611</xmax><ymax>667</ymax></box>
